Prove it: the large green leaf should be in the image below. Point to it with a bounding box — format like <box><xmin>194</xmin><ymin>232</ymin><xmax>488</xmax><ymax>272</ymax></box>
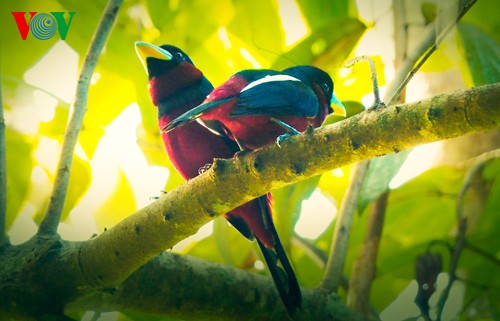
<box><xmin>212</xmin><ymin>216</ymin><xmax>254</xmax><ymax>267</ymax></box>
<box><xmin>369</xmin><ymin>166</ymin><xmax>464</xmax><ymax>309</ymax></box>
<box><xmin>295</xmin><ymin>0</ymin><xmax>355</xmax><ymax>30</ymax></box>
<box><xmin>461</xmin><ymin>0</ymin><xmax>500</xmax><ymax>43</ymax></box>
<box><xmin>186</xmin><ymin>218</ymin><xmax>260</xmax><ymax>272</ymax></box>
<box><xmin>458</xmin><ymin>22</ymin><xmax>500</xmax><ymax>86</ymax></box>
<box><xmin>272</xmin><ymin>175</ymin><xmax>322</xmax><ymax>248</ymax></box>
<box><xmin>292</xmin><ymin>241</ymin><xmax>326</xmax><ymax>288</ymax></box>
<box><xmin>5</xmin><ymin>128</ymin><xmax>33</xmax><ymax>229</ymax></box>
<box><xmin>227</xmin><ymin>0</ymin><xmax>283</xmax><ymax>64</ymax></box>
<box><xmin>144</xmin><ymin>0</ymin><xmax>179</xmax><ymax>32</ymax></box>
<box><xmin>271</xmin><ymin>18</ymin><xmax>366</xmax><ymax>71</ymax></box>
<box><xmin>358</xmin><ymin>150</ymin><xmax>410</xmax><ymax>212</ymax></box>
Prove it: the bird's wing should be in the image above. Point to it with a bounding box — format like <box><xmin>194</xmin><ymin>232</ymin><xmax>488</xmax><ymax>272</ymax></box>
<box><xmin>230</xmin><ymin>75</ymin><xmax>319</xmax><ymax>118</ymax></box>
<box><xmin>162</xmin><ymin>96</ymin><xmax>235</xmax><ymax>132</ymax></box>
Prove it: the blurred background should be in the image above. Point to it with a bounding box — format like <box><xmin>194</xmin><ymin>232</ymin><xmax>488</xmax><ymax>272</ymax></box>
<box><xmin>0</xmin><ymin>0</ymin><xmax>498</xmax><ymax>320</ymax></box>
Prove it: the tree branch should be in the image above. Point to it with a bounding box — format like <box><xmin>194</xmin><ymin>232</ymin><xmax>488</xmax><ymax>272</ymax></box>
<box><xmin>347</xmin><ymin>191</ymin><xmax>388</xmax><ymax>317</ymax></box>
<box><xmin>76</xmin><ymin>84</ymin><xmax>500</xmax><ymax>290</ymax></box>
<box><xmin>0</xmin><ymin>76</ymin><xmax>7</xmax><ymax>245</ymax></box>
<box><xmin>321</xmin><ymin>160</ymin><xmax>370</xmax><ymax>292</ymax></box>
<box><xmin>68</xmin><ymin>252</ymin><xmax>367</xmax><ymax>321</ymax></box>
<box><xmin>38</xmin><ymin>0</ymin><xmax>123</xmax><ymax>236</ymax></box>
<box><xmin>387</xmin><ymin>0</ymin><xmax>478</xmax><ymax>105</ymax></box>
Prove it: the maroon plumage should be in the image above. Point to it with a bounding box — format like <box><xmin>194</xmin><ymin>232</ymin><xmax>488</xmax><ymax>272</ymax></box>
<box><xmin>136</xmin><ymin>42</ymin><xmax>301</xmax><ymax>313</ymax></box>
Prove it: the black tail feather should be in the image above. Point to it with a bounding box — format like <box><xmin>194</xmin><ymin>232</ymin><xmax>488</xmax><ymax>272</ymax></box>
<box><xmin>256</xmin><ymin>197</ymin><xmax>302</xmax><ymax>315</ymax></box>
<box><xmin>257</xmin><ymin>238</ymin><xmax>302</xmax><ymax>315</ymax></box>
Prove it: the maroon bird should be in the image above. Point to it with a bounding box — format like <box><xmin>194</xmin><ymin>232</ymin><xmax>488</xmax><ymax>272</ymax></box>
<box><xmin>162</xmin><ymin>66</ymin><xmax>346</xmax><ymax>150</ymax></box>
<box><xmin>135</xmin><ymin>42</ymin><xmax>301</xmax><ymax>313</ymax></box>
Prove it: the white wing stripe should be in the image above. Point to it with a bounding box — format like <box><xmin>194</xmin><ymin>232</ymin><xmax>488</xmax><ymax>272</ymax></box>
<box><xmin>240</xmin><ymin>74</ymin><xmax>301</xmax><ymax>93</ymax></box>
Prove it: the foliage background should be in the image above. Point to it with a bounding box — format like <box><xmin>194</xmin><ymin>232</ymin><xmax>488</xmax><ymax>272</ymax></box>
<box><xmin>0</xmin><ymin>0</ymin><xmax>499</xmax><ymax>320</ymax></box>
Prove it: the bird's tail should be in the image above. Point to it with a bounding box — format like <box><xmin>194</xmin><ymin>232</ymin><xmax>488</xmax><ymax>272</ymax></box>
<box><xmin>161</xmin><ymin>97</ymin><xmax>234</xmax><ymax>133</ymax></box>
<box><xmin>256</xmin><ymin>197</ymin><xmax>302</xmax><ymax>315</ymax></box>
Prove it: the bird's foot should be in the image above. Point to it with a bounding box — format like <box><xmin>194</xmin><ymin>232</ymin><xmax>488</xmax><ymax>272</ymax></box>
<box><xmin>371</xmin><ymin>101</ymin><xmax>386</xmax><ymax>110</ymax></box>
<box><xmin>271</xmin><ymin>118</ymin><xmax>300</xmax><ymax>148</ymax></box>
<box><xmin>276</xmin><ymin>133</ymin><xmax>296</xmax><ymax>148</ymax></box>
<box><xmin>198</xmin><ymin>163</ymin><xmax>213</xmax><ymax>175</ymax></box>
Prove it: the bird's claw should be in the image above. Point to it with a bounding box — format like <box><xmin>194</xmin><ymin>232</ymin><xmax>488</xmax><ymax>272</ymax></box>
<box><xmin>276</xmin><ymin>132</ymin><xmax>296</xmax><ymax>148</ymax></box>
<box><xmin>198</xmin><ymin>163</ymin><xmax>212</xmax><ymax>175</ymax></box>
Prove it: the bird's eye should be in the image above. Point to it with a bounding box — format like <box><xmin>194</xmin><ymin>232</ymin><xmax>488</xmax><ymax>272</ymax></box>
<box><xmin>321</xmin><ymin>83</ymin><xmax>330</xmax><ymax>93</ymax></box>
<box><xmin>174</xmin><ymin>52</ymin><xmax>184</xmax><ymax>60</ymax></box>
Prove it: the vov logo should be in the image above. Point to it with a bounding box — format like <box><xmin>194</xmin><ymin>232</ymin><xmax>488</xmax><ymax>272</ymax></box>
<box><xmin>11</xmin><ymin>11</ymin><xmax>76</xmax><ymax>40</ymax></box>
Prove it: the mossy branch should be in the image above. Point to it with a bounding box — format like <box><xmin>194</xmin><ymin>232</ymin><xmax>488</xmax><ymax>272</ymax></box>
<box><xmin>77</xmin><ymin>83</ymin><xmax>500</xmax><ymax>289</ymax></box>
<box><xmin>68</xmin><ymin>252</ymin><xmax>367</xmax><ymax>321</ymax></box>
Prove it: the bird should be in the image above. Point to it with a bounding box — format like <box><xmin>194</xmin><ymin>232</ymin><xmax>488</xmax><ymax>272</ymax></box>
<box><xmin>135</xmin><ymin>42</ymin><xmax>302</xmax><ymax>313</ymax></box>
<box><xmin>162</xmin><ymin>65</ymin><xmax>346</xmax><ymax>150</ymax></box>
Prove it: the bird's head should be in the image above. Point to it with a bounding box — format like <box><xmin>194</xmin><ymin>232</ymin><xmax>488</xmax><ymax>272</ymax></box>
<box><xmin>283</xmin><ymin>65</ymin><xmax>346</xmax><ymax>118</ymax></box>
<box><xmin>135</xmin><ymin>41</ymin><xmax>196</xmax><ymax>78</ymax></box>
<box><xmin>134</xmin><ymin>42</ymin><xmax>208</xmax><ymax>107</ymax></box>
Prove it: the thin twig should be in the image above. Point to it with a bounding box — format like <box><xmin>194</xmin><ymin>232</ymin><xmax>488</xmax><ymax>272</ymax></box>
<box><xmin>38</xmin><ymin>0</ymin><xmax>123</xmax><ymax>235</ymax></box>
<box><xmin>347</xmin><ymin>191</ymin><xmax>388</xmax><ymax>317</ymax></box>
<box><xmin>387</xmin><ymin>0</ymin><xmax>478</xmax><ymax>106</ymax></box>
<box><xmin>320</xmin><ymin>160</ymin><xmax>370</xmax><ymax>292</ymax></box>
<box><xmin>436</xmin><ymin>160</ymin><xmax>485</xmax><ymax>320</ymax></box>
<box><xmin>345</xmin><ymin>56</ymin><xmax>383</xmax><ymax>108</ymax></box>
<box><xmin>464</xmin><ymin>242</ymin><xmax>500</xmax><ymax>267</ymax></box>
<box><xmin>0</xmin><ymin>75</ymin><xmax>7</xmax><ymax>245</ymax></box>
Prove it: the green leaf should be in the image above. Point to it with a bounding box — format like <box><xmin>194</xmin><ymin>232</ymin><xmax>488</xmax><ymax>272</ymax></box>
<box><xmin>272</xmin><ymin>175</ymin><xmax>321</xmax><ymax>248</ymax></box>
<box><xmin>461</xmin><ymin>0</ymin><xmax>500</xmax><ymax>43</ymax></box>
<box><xmin>295</xmin><ymin>0</ymin><xmax>353</xmax><ymax>30</ymax></box>
<box><xmin>271</xmin><ymin>18</ymin><xmax>366</xmax><ymax>71</ymax></box>
<box><xmin>188</xmin><ymin>214</ymin><xmax>274</xmax><ymax>272</ymax></box>
<box><xmin>358</xmin><ymin>150</ymin><xmax>410</xmax><ymax>212</ymax></box>
<box><xmin>292</xmin><ymin>242</ymin><xmax>326</xmax><ymax>288</ymax></box>
<box><xmin>212</xmin><ymin>216</ymin><xmax>254</xmax><ymax>267</ymax></box>
<box><xmin>458</xmin><ymin>22</ymin><xmax>500</xmax><ymax>86</ymax></box>
<box><xmin>5</xmin><ymin>128</ymin><xmax>33</xmax><ymax>228</ymax></box>
<box><xmin>369</xmin><ymin>166</ymin><xmax>464</xmax><ymax>309</ymax></box>
<box><xmin>144</xmin><ymin>0</ymin><xmax>178</xmax><ymax>31</ymax></box>
<box><xmin>94</xmin><ymin>168</ymin><xmax>137</xmax><ymax>231</ymax></box>
<box><xmin>227</xmin><ymin>0</ymin><xmax>283</xmax><ymax>62</ymax></box>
